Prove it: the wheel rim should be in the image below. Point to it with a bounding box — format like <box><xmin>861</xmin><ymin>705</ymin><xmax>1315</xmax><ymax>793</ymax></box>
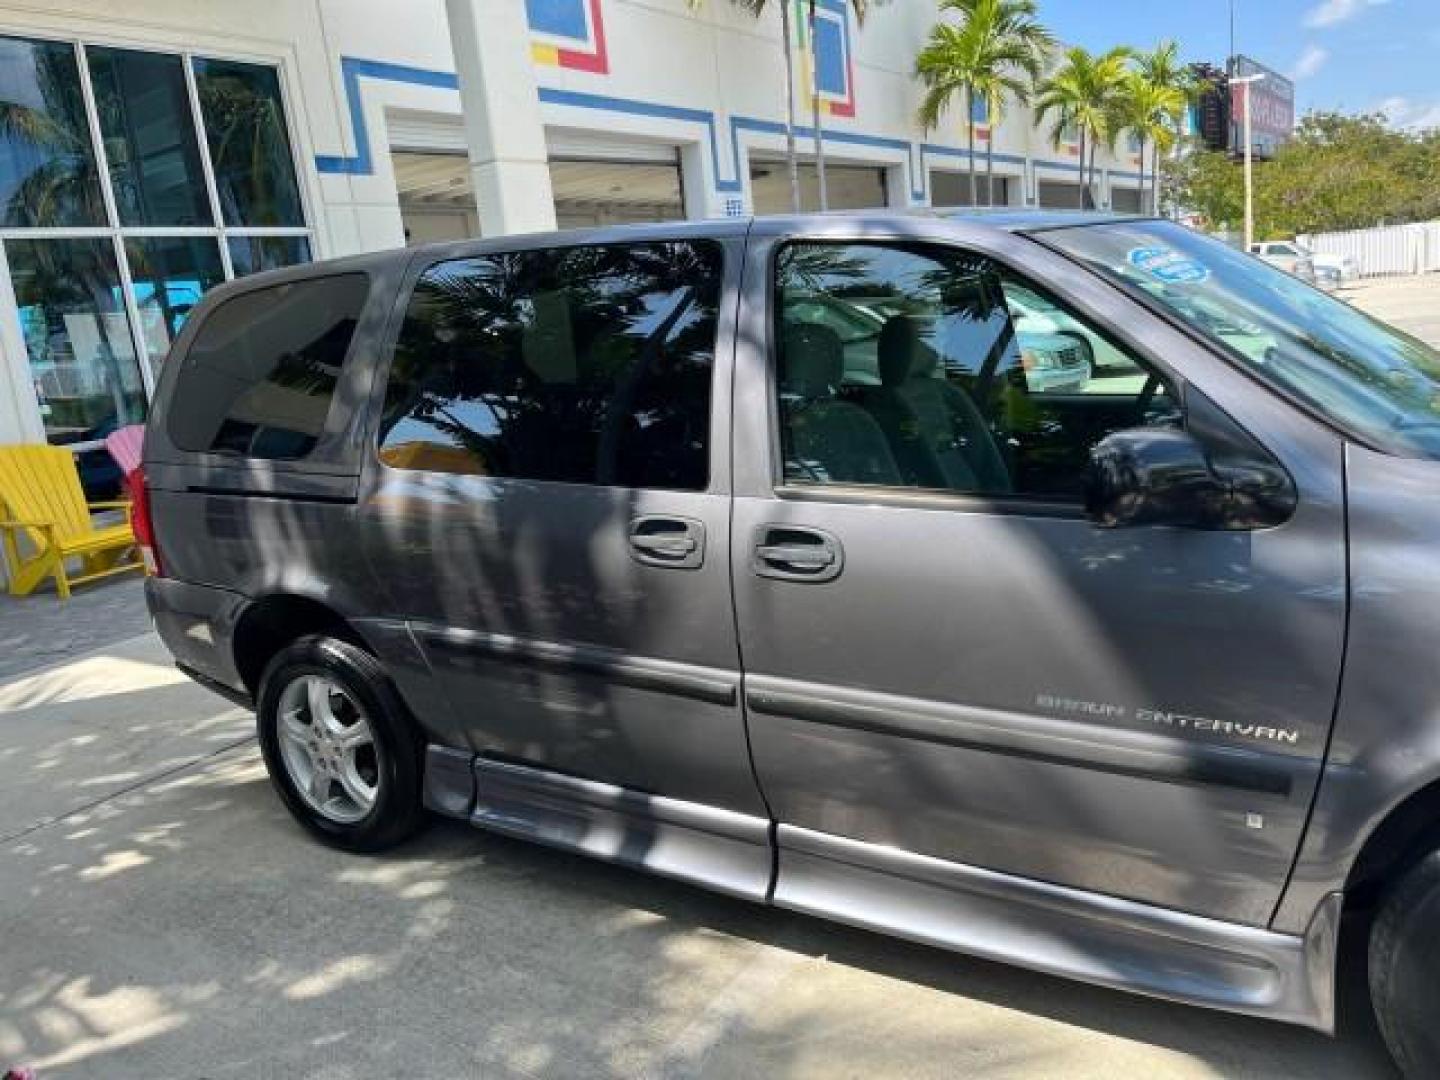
<box><xmin>275</xmin><ymin>674</ymin><xmax>381</xmax><ymax>824</ymax></box>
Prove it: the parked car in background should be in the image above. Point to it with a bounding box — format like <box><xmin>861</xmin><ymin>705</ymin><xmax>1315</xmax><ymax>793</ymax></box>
<box><xmin>781</xmin><ymin>289</ymin><xmax>1090</xmax><ymax>393</ymax></box>
<box><xmin>143</xmin><ymin>211</ymin><xmax>1440</xmax><ymax>1079</ymax></box>
<box><xmin>1251</xmin><ymin>240</ymin><xmax>1358</xmax><ymax>286</ymax></box>
<box><xmin>1003</xmin><ymin>279</ymin><xmax>1141</xmax><ymax>377</ymax></box>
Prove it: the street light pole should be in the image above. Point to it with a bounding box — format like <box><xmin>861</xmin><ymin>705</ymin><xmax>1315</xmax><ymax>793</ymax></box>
<box><xmin>1233</xmin><ymin>72</ymin><xmax>1265</xmax><ymax>249</ymax></box>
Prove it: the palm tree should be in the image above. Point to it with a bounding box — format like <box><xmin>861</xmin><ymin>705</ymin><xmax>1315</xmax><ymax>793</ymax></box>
<box><xmin>1113</xmin><ymin>70</ymin><xmax>1184</xmax><ymax>214</ymax></box>
<box><xmin>1132</xmin><ymin>40</ymin><xmax>1196</xmax><ymax>214</ymax></box>
<box><xmin>708</xmin><ymin>0</ymin><xmax>872</xmax><ymax>213</ymax></box>
<box><xmin>1033</xmin><ymin>45</ymin><xmax>1133</xmax><ymax>209</ymax></box>
<box><xmin>915</xmin><ymin>0</ymin><xmax>1052</xmax><ymax>208</ymax></box>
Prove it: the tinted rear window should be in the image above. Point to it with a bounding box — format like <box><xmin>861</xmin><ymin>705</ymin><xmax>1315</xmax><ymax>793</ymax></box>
<box><xmin>168</xmin><ymin>273</ymin><xmax>369</xmax><ymax>459</ymax></box>
<box><xmin>378</xmin><ymin>241</ymin><xmax>722</xmax><ymax>490</ymax></box>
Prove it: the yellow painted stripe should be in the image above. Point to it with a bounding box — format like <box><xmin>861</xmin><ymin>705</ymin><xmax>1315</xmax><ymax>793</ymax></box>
<box><xmin>531</xmin><ymin>43</ymin><xmax>560</xmax><ymax>66</ymax></box>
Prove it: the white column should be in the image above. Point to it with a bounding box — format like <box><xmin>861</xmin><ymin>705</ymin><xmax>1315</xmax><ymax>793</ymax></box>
<box><xmin>679</xmin><ymin>141</ymin><xmax>722</xmax><ymax>220</ymax></box>
<box><xmin>0</xmin><ymin>246</ymin><xmax>45</xmax><ymax>445</ymax></box>
<box><xmin>444</xmin><ymin>0</ymin><xmax>557</xmax><ymax>237</ymax></box>
<box><xmin>883</xmin><ymin>163</ymin><xmax>910</xmax><ymax>209</ymax></box>
<box><xmin>0</xmin><ymin>347</ymin><xmax>40</xmax><ymax>446</ymax></box>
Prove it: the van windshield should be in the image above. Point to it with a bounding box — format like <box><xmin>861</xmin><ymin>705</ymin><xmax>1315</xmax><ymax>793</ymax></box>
<box><xmin>1040</xmin><ymin>220</ymin><xmax>1440</xmax><ymax>459</ymax></box>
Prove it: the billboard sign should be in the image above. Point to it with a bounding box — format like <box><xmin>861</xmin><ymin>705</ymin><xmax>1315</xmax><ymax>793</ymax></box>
<box><xmin>1229</xmin><ymin>55</ymin><xmax>1294</xmax><ymax>158</ymax></box>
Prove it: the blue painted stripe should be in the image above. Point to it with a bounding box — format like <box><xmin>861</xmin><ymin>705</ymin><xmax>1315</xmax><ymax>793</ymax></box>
<box><xmin>921</xmin><ymin>143</ymin><xmax>1028</xmax><ymax>166</ymax></box>
<box><xmin>732</xmin><ymin>117</ymin><xmax>925</xmax><ymax>200</ymax></box>
<box><xmin>312</xmin><ymin>53</ymin><xmax>1144</xmax><ymax>206</ymax></box>
<box><xmin>315</xmin><ymin>58</ymin><xmax>459</xmax><ymax>175</ymax></box>
<box><xmin>537</xmin><ymin>87</ymin><xmax>725</xmax><ymax>192</ymax></box>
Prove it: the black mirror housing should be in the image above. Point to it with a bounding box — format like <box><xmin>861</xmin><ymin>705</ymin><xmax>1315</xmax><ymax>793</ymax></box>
<box><xmin>1085</xmin><ymin>425</ymin><xmax>1297</xmax><ymax>531</ymax></box>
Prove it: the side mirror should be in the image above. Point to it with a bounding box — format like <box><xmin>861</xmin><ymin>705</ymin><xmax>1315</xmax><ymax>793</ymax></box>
<box><xmin>1084</xmin><ymin>427</ymin><xmax>1295</xmax><ymax>530</ymax></box>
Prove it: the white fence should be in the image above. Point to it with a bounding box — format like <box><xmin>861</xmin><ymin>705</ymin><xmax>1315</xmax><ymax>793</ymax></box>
<box><xmin>1297</xmin><ymin>222</ymin><xmax>1440</xmax><ymax>278</ymax></box>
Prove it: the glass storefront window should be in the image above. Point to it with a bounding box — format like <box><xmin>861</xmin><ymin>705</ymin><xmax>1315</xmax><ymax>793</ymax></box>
<box><xmin>8</xmin><ymin>238</ymin><xmax>147</xmax><ymax>445</ymax></box>
<box><xmin>0</xmin><ymin>40</ymin><xmax>311</xmax><ymax>462</ymax></box>
<box><xmin>125</xmin><ymin>236</ymin><xmax>225</xmax><ymax>368</ymax></box>
<box><xmin>193</xmin><ymin>58</ymin><xmax>304</xmax><ymax>227</ymax></box>
<box><xmin>227</xmin><ymin>235</ymin><xmax>311</xmax><ymax>278</ymax></box>
<box><xmin>0</xmin><ymin>36</ymin><xmax>105</xmax><ymax>228</ymax></box>
<box><xmin>87</xmin><ymin>47</ymin><xmax>212</xmax><ymax>227</ymax></box>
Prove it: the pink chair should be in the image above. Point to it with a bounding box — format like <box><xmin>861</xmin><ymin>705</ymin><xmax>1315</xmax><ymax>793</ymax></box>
<box><xmin>104</xmin><ymin>424</ymin><xmax>145</xmax><ymax>499</ymax></box>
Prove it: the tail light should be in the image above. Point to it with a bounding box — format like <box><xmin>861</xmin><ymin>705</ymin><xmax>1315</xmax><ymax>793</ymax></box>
<box><xmin>129</xmin><ymin>467</ymin><xmax>165</xmax><ymax>577</ymax></box>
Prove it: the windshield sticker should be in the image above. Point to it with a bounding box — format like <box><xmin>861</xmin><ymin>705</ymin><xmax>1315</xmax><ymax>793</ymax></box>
<box><xmin>1127</xmin><ymin>246</ymin><xmax>1211</xmax><ymax>284</ymax></box>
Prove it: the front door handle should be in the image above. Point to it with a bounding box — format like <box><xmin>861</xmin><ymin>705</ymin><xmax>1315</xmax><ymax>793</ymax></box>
<box><xmin>754</xmin><ymin>543</ymin><xmax>834</xmax><ymax>570</ymax></box>
<box><xmin>753</xmin><ymin>525</ymin><xmax>844</xmax><ymax>582</ymax></box>
<box><xmin>629</xmin><ymin>515</ymin><xmax>705</xmax><ymax>569</ymax></box>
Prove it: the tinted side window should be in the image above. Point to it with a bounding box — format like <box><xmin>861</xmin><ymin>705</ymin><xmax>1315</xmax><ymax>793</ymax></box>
<box><xmin>774</xmin><ymin>242</ymin><xmax>1177</xmax><ymax>500</ymax></box>
<box><xmin>379</xmin><ymin>241</ymin><xmax>722</xmax><ymax>491</ymax></box>
<box><xmin>169</xmin><ymin>273</ymin><xmax>369</xmax><ymax>459</ymax></box>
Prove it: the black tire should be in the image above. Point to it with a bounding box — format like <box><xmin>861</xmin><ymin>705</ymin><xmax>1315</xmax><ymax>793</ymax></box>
<box><xmin>256</xmin><ymin>635</ymin><xmax>426</xmax><ymax>852</ymax></box>
<box><xmin>1369</xmin><ymin>848</ymin><xmax>1440</xmax><ymax>1077</ymax></box>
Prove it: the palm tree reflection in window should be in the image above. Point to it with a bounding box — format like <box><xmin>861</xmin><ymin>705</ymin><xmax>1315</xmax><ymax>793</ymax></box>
<box><xmin>379</xmin><ymin>242</ymin><xmax>725</xmax><ymax>492</ymax></box>
<box><xmin>0</xmin><ymin>37</ymin><xmax>105</xmax><ymax>228</ymax></box>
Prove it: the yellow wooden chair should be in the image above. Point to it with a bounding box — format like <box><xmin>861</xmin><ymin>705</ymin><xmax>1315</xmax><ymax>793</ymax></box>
<box><xmin>0</xmin><ymin>445</ymin><xmax>143</xmax><ymax>600</ymax></box>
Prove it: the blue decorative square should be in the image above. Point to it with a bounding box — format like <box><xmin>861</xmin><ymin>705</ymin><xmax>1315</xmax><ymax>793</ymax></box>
<box><xmin>813</xmin><ymin>16</ymin><xmax>846</xmax><ymax>96</ymax></box>
<box><xmin>526</xmin><ymin>0</ymin><xmax>589</xmax><ymax>42</ymax></box>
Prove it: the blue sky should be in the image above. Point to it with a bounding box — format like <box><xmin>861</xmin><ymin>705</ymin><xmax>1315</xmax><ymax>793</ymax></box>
<box><xmin>1037</xmin><ymin>0</ymin><xmax>1440</xmax><ymax>130</ymax></box>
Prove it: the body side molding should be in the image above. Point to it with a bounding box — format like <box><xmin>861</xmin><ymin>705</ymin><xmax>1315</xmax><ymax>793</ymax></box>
<box><xmin>746</xmin><ymin>675</ymin><xmax>1301</xmax><ymax>797</ymax></box>
<box><xmin>421</xmin><ymin>746</ymin><xmax>1339</xmax><ymax>1029</ymax></box>
<box><xmin>413</xmin><ymin>623</ymin><xmax>739</xmax><ymax>706</ymax></box>
<box><xmin>774</xmin><ymin>824</ymin><xmax>1340</xmax><ymax>1032</ymax></box>
<box><xmin>423</xmin><ymin>747</ymin><xmax>772</xmax><ymax>901</ymax></box>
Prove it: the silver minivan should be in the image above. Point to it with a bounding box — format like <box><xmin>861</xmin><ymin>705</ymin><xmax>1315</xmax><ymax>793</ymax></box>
<box><xmin>141</xmin><ymin>212</ymin><xmax>1440</xmax><ymax>1077</ymax></box>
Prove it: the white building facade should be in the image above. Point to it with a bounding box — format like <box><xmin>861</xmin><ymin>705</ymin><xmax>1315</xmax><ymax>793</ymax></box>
<box><xmin>0</xmin><ymin>0</ymin><xmax>1145</xmax><ymax>486</ymax></box>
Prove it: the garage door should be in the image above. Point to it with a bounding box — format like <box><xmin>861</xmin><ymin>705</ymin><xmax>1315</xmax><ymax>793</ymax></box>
<box><xmin>1038</xmin><ymin>179</ymin><xmax>1091</xmax><ymax>209</ymax></box>
<box><xmin>1110</xmin><ymin>186</ymin><xmax>1143</xmax><ymax>213</ymax></box>
<box><xmin>930</xmin><ymin>170</ymin><xmax>1011</xmax><ymax>207</ymax></box>
<box><xmin>750</xmin><ymin>160</ymin><xmax>888</xmax><ymax>214</ymax></box>
<box><xmin>387</xmin><ymin>113</ymin><xmax>685</xmax><ymax>242</ymax></box>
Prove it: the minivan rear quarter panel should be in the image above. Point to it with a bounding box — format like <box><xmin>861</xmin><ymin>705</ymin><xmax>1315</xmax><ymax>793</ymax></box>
<box><xmin>143</xmin><ymin>253</ymin><xmax>414</xmax><ymax>691</ymax></box>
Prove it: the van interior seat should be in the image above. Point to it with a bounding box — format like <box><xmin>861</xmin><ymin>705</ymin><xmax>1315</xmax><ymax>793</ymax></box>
<box><xmin>874</xmin><ymin>315</ymin><xmax>1011</xmax><ymax>494</ymax></box>
<box><xmin>780</xmin><ymin>323</ymin><xmax>901</xmax><ymax>486</ymax></box>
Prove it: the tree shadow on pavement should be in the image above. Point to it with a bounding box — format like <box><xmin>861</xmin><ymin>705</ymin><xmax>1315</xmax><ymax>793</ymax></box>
<box><xmin>0</xmin><ymin>745</ymin><xmax>1399</xmax><ymax>1079</ymax></box>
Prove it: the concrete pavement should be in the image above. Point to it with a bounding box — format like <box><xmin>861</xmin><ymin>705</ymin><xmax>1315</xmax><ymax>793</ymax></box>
<box><xmin>1345</xmin><ymin>273</ymin><xmax>1440</xmax><ymax>348</ymax></box>
<box><xmin>0</xmin><ymin>633</ymin><xmax>1399</xmax><ymax>1078</ymax></box>
<box><xmin>7</xmin><ymin>271</ymin><xmax>1437</xmax><ymax>1077</ymax></box>
<box><xmin>0</xmin><ymin>577</ymin><xmax>148</xmax><ymax>683</ymax></box>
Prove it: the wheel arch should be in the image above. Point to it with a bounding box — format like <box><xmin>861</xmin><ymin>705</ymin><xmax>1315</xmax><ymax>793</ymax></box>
<box><xmin>231</xmin><ymin>593</ymin><xmax>373</xmax><ymax>698</ymax></box>
<box><xmin>1345</xmin><ymin>773</ymin><xmax>1440</xmax><ymax>907</ymax></box>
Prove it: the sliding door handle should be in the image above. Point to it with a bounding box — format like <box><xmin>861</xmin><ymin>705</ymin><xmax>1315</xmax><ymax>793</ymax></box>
<box><xmin>629</xmin><ymin>515</ymin><xmax>705</xmax><ymax>569</ymax></box>
<box><xmin>753</xmin><ymin>525</ymin><xmax>843</xmax><ymax>582</ymax></box>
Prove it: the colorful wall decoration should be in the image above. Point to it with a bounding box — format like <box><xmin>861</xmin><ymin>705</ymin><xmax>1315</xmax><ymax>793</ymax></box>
<box><xmin>795</xmin><ymin>0</ymin><xmax>855</xmax><ymax>119</ymax></box>
<box><xmin>526</xmin><ymin>0</ymin><xmax>609</xmax><ymax>73</ymax></box>
<box><xmin>970</xmin><ymin>95</ymin><xmax>990</xmax><ymax>141</ymax></box>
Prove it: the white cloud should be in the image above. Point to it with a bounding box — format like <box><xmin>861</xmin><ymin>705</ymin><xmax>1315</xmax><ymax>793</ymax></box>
<box><xmin>1303</xmin><ymin>0</ymin><xmax>1390</xmax><ymax>29</ymax></box>
<box><xmin>1376</xmin><ymin>96</ymin><xmax>1440</xmax><ymax>131</ymax></box>
<box><xmin>1290</xmin><ymin>45</ymin><xmax>1330</xmax><ymax>80</ymax></box>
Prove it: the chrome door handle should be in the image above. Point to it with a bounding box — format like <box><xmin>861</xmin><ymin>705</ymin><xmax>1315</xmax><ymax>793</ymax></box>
<box><xmin>755</xmin><ymin>543</ymin><xmax>834</xmax><ymax>569</ymax></box>
<box><xmin>753</xmin><ymin>526</ymin><xmax>843</xmax><ymax>583</ymax></box>
<box><xmin>628</xmin><ymin>516</ymin><xmax>705</xmax><ymax>569</ymax></box>
<box><xmin>632</xmin><ymin>534</ymin><xmax>698</xmax><ymax>557</ymax></box>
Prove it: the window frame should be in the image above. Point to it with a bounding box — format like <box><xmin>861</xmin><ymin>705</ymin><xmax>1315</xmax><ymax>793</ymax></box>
<box><xmin>0</xmin><ymin>30</ymin><xmax>316</xmax><ymax>455</ymax></box>
<box><xmin>166</xmin><ymin>270</ymin><xmax>373</xmax><ymax>464</ymax></box>
<box><xmin>368</xmin><ymin>232</ymin><xmax>738</xmax><ymax>496</ymax></box>
<box><xmin>761</xmin><ymin>232</ymin><xmax>1185</xmax><ymax>518</ymax></box>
